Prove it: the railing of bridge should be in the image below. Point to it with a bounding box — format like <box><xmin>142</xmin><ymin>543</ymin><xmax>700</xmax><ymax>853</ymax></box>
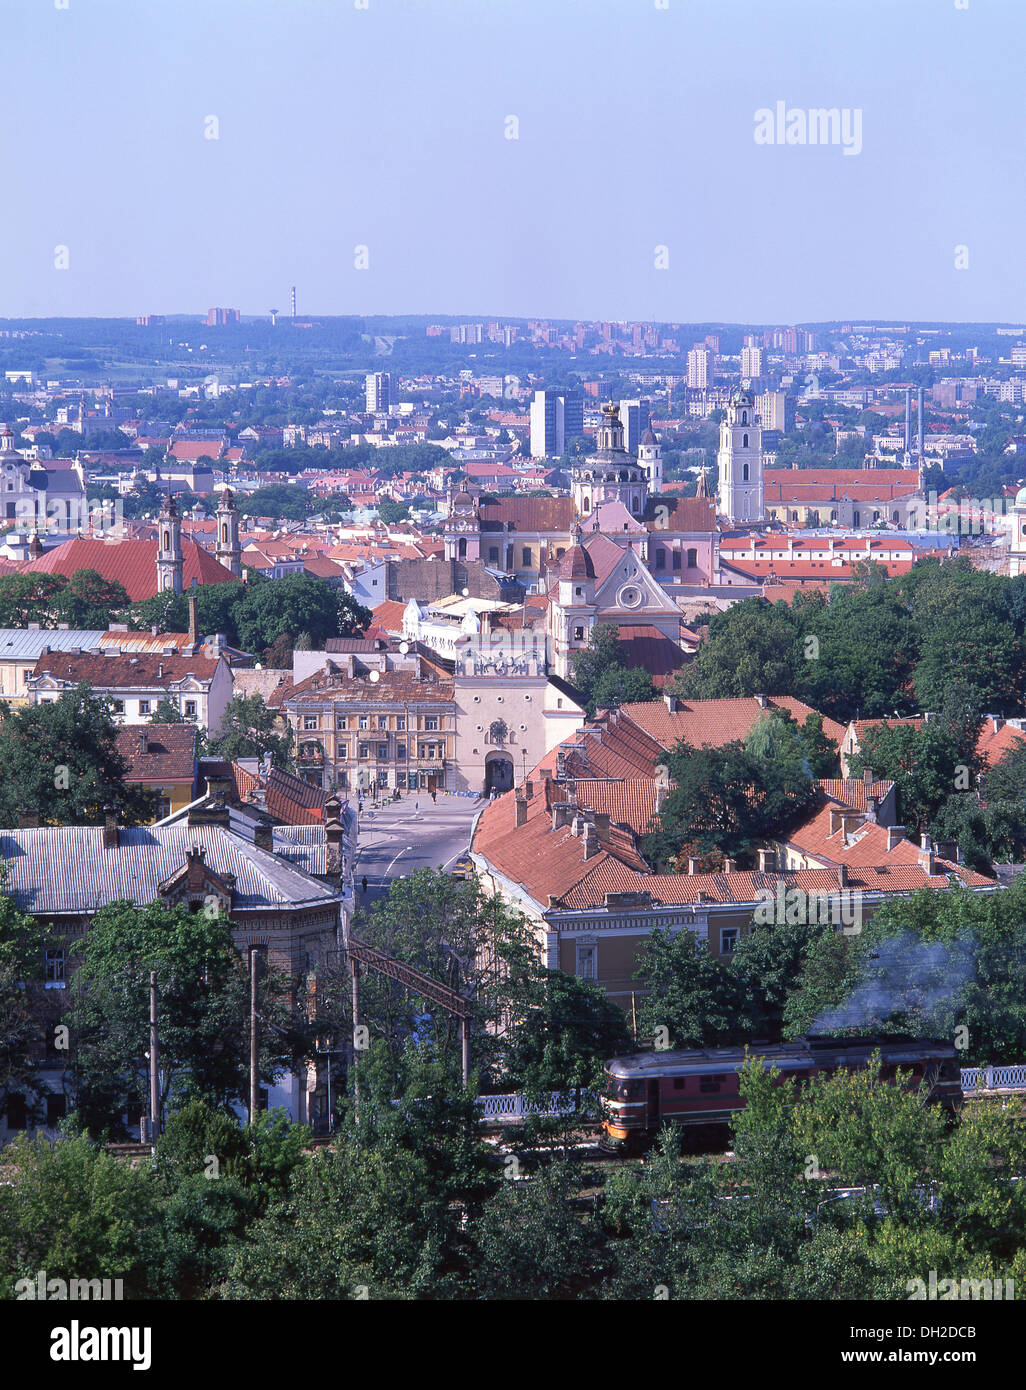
<box><xmin>960</xmin><ymin>1065</ymin><xmax>1026</xmax><ymax>1092</ymax></box>
<box><xmin>475</xmin><ymin>1091</ymin><xmax>593</xmax><ymax>1122</ymax></box>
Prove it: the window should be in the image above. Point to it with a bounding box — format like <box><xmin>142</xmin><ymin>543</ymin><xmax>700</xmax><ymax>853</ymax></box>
<box><xmin>396</xmin><ymin>745</ymin><xmax>406</xmax><ymax>760</ymax></box>
<box><xmin>112</xmin><ymin>699</ymin><xmax>125</xmax><ymax>715</ymax></box>
<box><xmin>686</xmin><ymin>548</ymin><xmax>698</xmax><ymax>568</ymax></box>
<box><xmin>337</xmin><ymin>743</ymin><xmax>348</xmax><ymax>759</ymax></box>
<box><xmin>575</xmin><ymin>586</ymin><xmax>582</xmax><ymax>596</ymax></box>
<box><xmin>424</xmin><ymin>716</ymin><xmax>439</xmax><ymax>731</ymax></box>
<box><xmin>396</xmin><ymin>716</ymin><xmax>406</xmax><ymax>730</ymax></box>
<box><xmin>377</xmin><ymin>743</ymin><xmax>388</xmax><ymax>759</ymax></box>
<box><xmin>522</xmin><ymin>547</ymin><xmax>531</xmax><ymax>567</ymax></box>
<box><xmin>672</xmin><ymin>1078</ymin><xmax>686</xmax><ymax>1090</ymax></box>
<box><xmin>488</xmin><ymin>546</ymin><xmax>499</xmax><ymax>565</ymax></box>
<box><xmin>721</xmin><ymin>928</ymin><xmax>739</xmax><ymax>954</ymax></box>
<box><xmin>184</xmin><ymin>700</ymin><xmax>196</xmax><ymax>718</ymax></box>
<box><xmin>6</xmin><ymin>1093</ymin><xmax>26</xmax><ymax>1129</ymax></box>
<box><xmin>304</xmin><ymin>716</ymin><xmax>318</xmax><ymax>731</ymax></box>
<box><xmin>575</xmin><ymin>941</ymin><xmax>597</xmax><ymax>979</ymax></box>
<box><xmin>672</xmin><ymin>550</ymin><xmax>681</xmax><ymax>571</ymax></box>
<box><xmin>359</xmin><ymin>744</ymin><xmax>370</xmax><ymax>759</ymax></box>
<box><xmin>699</xmin><ymin>1076</ymin><xmax>722</xmax><ymax>1093</ymax></box>
<box><xmin>377</xmin><ymin>716</ymin><xmax>388</xmax><ymax>730</ymax></box>
<box><xmin>377</xmin><ymin>771</ymin><xmax>388</xmax><ymax>787</ymax></box>
<box><xmin>44</xmin><ymin>948</ymin><xmax>65</xmax><ymax>987</ymax></box>
<box><xmin>655</xmin><ymin>549</ymin><xmax>666</xmax><ymax>570</ymax></box>
<box><xmin>358</xmin><ymin>716</ymin><xmax>369</xmax><ymax>730</ymax></box>
<box><xmin>139</xmin><ymin>700</ymin><xmax>151</xmax><ymax>716</ymax></box>
<box><xmin>396</xmin><ymin>772</ymin><xmax>407</xmax><ymax>788</ymax></box>
<box><xmin>742</xmin><ymin>433</ymin><xmax>749</xmax><ymax>448</ymax></box>
<box><xmin>574</xmin><ymin>626</ymin><xmax>584</xmax><ymax>641</ymax></box>
<box><xmin>742</xmin><ymin>463</ymin><xmax>749</xmax><ymax>481</ymax></box>
<box><xmin>336</xmin><ymin>716</ymin><xmax>348</xmax><ymax>730</ymax></box>
<box><xmin>46</xmin><ymin>1095</ymin><xmax>67</xmax><ymax>1127</ymax></box>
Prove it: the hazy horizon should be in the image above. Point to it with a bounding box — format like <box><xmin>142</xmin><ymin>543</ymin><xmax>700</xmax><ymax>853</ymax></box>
<box><xmin>3</xmin><ymin>0</ymin><xmax>1021</xmax><ymax>322</ymax></box>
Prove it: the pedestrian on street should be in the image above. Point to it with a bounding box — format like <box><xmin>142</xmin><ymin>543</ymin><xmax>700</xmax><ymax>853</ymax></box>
<box><xmin>361</xmin><ymin>875</ymin><xmax>368</xmax><ymax>895</ymax></box>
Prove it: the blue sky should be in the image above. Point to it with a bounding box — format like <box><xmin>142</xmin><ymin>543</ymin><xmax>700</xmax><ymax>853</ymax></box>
<box><xmin>1</xmin><ymin>0</ymin><xmax>1021</xmax><ymax>322</ymax></box>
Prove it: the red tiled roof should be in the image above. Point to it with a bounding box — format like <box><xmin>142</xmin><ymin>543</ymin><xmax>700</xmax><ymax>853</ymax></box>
<box><xmin>265</xmin><ymin>767</ymin><xmax>325</xmax><ymax>825</ymax></box>
<box><xmin>976</xmin><ymin>720</ymin><xmax>1026</xmax><ymax>768</ymax></box>
<box><xmin>612</xmin><ymin>626</ymin><xmax>689</xmax><ymax>689</ymax></box>
<box><xmin>642</xmin><ymin>496</ymin><xmax>718</xmax><ymax>533</ymax></box>
<box><xmin>621</xmin><ymin>697</ymin><xmax>846</xmax><ymax>751</ymax></box>
<box><xmin>33</xmin><ymin>649</ymin><xmax>222</xmax><ymax>687</ymax></box>
<box><xmin>115</xmin><ymin>724</ymin><xmax>197</xmax><ymax>783</ymax></box>
<box><xmin>20</xmin><ymin>537</ymin><xmax>237</xmax><ymax>601</ymax></box>
<box><xmin>479</xmin><ymin>497</ymin><xmax>576</xmax><ymax>532</ymax></box>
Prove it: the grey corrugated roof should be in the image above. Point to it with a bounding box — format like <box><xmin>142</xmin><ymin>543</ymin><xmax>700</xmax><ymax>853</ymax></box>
<box><xmin>0</xmin><ymin>629</ymin><xmax>106</xmax><ymax>659</ymax></box>
<box><xmin>0</xmin><ymin>825</ymin><xmax>338</xmax><ymax>915</ymax></box>
<box><xmin>273</xmin><ymin>826</ymin><xmax>328</xmax><ymax>876</ymax></box>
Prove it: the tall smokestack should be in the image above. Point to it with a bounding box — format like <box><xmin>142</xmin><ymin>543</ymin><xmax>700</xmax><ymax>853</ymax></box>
<box><xmin>290</xmin><ymin>286</ymin><xmax>297</xmax><ymax>318</ymax></box>
<box><xmin>917</xmin><ymin>385</ymin><xmax>924</xmax><ymax>457</ymax></box>
<box><xmin>904</xmin><ymin>387</ymin><xmax>911</xmax><ymax>452</ymax></box>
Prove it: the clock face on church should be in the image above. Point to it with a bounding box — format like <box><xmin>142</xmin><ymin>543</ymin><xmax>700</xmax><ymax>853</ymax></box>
<box><xmin>617</xmin><ymin>584</ymin><xmax>643</xmax><ymax>609</ymax></box>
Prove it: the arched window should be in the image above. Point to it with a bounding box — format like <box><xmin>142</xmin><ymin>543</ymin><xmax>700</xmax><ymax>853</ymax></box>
<box><xmin>457</xmin><ymin>536</ymin><xmax>467</xmax><ymax>559</ymax></box>
<box><xmin>583</xmin><ymin>497</ymin><xmax>590</xmax><ymax>512</ymax></box>
<box><xmin>742</xmin><ymin>463</ymin><xmax>749</xmax><ymax>481</ymax></box>
<box><xmin>221</xmin><ymin>523</ymin><xmax>229</xmax><ymax>543</ymax></box>
<box><xmin>741</xmin><ymin>411</ymin><xmax>748</xmax><ymax>424</ymax></box>
<box><xmin>162</xmin><ymin>530</ymin><xmax>170</xmax><ymax>549</ymax></box>
<box><xmin>742</xmin><ymin>433</ymin><xmax>749</xmax><ymax>448</ymax></box>
<box><xmin>686</xmin><ymin>547</ymin><xmax>697</xmax><ymax>568</ymax></box>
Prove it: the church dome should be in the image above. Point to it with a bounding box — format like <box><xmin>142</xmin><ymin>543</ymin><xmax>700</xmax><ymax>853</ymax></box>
<box><xmin>640</xmin><ymin>427</ymin><xmax>657</xmax><ymax>446</ymax></box>
<box><xmin>1016</xmin><ymin>487</ymin><xmax>1026</xmax><ymax>508</ymax></box>
<box><xmin>559</xmin><ymin>537</ymin><xmax>595</xmax><ymax>580</ymax></box>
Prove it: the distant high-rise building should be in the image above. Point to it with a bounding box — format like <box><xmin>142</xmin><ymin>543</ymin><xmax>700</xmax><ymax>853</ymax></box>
<box><xmin>529</xmin><ymin>390</ymin><xmax>565</xmax><ymax>458</ymax></box>
<box><xmin>365</xmin><ymin>372</ymin><xmax>393</xmax><ymax>413</ymax></box>
<box><xmin>206</xmin><ymin>308</ymin><xmax>240</xmax><ymax>327</ymax></box>
<box><xmin>290</xmin><ymin>286</ymin><xmax>297</xmax><ymax>318</ymax></box>
<box><xmin>619</xmin><ymin>398</ymin><xmax>652</xmax><ymax>455</ymax></box>
<box><xmin>740</xmin><ymin>346</ymin><xmax>763</xmax><ymax>379</ymax></box>
<box><xmin>754</xmin><ymin>390</ymin><xmax>793</xmax><ymax>434</ymax></box>
<box><xmin>562</xmin><ymin>387</ymin><xmax>584</xmax><ymax>441</ymax></box>
<box><xmin>687</xmin><ymin>347</ymin><xmax>712</xmax><ymax>390</ymax></box>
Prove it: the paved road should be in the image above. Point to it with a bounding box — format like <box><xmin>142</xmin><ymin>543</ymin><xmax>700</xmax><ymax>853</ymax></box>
<box><xmin>352</xmin><ymin>793</ymin><xmax>488</xmax><ymax>908</ymax></box>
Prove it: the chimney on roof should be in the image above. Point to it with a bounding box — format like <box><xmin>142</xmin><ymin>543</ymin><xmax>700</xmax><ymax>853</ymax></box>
<box><xmin>102</xmin><ymin>804</ymin><xmax>119</xmax><ymax>849</ymax></box>
<box><xmin>188</xmin><ymin>792</ymin><xmax>230</xmax><ymax>828</ymax></box>
<box><xmin>919</xmin><ymin>841</ymin><xmax>935</xmax><ymax>875</ymax></box>
<box><xmin>757</xmin><ymin>847</ymin><xmax>775</xmax><ymax>872</ymax></box>
<box><xmin>582</xmin><ymin>820</ymin><xmax>600</xmax><ymax>859</ymax></box>
<box><xmin>829</xmin><ymin>807</ymin><xmax>843</xmax><ymax>836</ymax></box>
<box><xmin>754</xmin><ymin>693</ymin><xmax>768</xmax><ymax>709</ymax></box>
<box><xmin>188</xmin><ymin>594</ymin><xmax>199</xmax><ymax>648</ymax></box>
<box><xmin>991</xmin><ymin>715</ymin><xmax>1003</xmax><ymax>734</ymax></box>
<box><xmin>593</xmin><ymin>810</ymin><xmax>610</xmax><ymax>836</ymax></box>
<box><xmin>552</xmin><ymin>800</ymin><xmax>576</xmax><ymax>831</ymax></box>
<box><xmin>515</xmin><ymin>794</ymin><xmax>528</xmax><ymax>828</ymax></box>
<box><xmin>837</xmin><ymin>863</ymin><xmax>848</xmax><ymax>888</ymax></box>
<box><xmin>886</xmin><ymin>825</ymin><xmax>906</xmax><ymax>851</ymax></box>
<box><xmin>934</xmin><ymin>838</ymin><xmax>958</xmax><ymax>863</ymax></box>
<box><xmin>325</xmin><ymin>807</ymin><xmax>345</xmax><ymax>876</ymax></box>
<box><xmin>687</xmin><ymin>856</ymin><xmax>699</xmax><ymax>874</ymax></box>
<box><xmin>253</xmin><ymin>822</ymin><xmax>274</xmax><ymax>852</ymax></box>
<box><xmin>862</xmin><ymin>766</ymin><xmax>874</xmax><ymax>784</ymax></box>
<box><xmin>865</xmin><ymin>795</ymin><xmax>878</xmax><ymax>824</ymax></box>
<box><xmin>723</xmin><ymin>856</ymin><xmax>737</xmax><ymax>873</ymax></box>
<box><xmin>17</xmin><ymin>808</ymin><xmax>39</xmax><ymax>829</ymax></box>
<box><xmin>523</xmin><ymin>779</ymin><xmax>534</xmax><ymax>800</ymax></box>
<box><xmin>663</xmin><ymin>692</ymin><xmax>679</xmax><ymax>713</ymax></box>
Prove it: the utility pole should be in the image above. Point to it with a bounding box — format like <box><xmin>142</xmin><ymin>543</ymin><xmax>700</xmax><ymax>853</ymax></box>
<box><xmin>351</xmin><ymin>956</ymin><xmax>361</xmax><ymax>1122</ymax></box>
<box><xmin>249</xmin><ymin>945</ymin><xmax>261</xmax><ymax>1124</ymax></box>
<box><xmin>149</xmin><ymin>971</ymin><xmax>159</xmax><ymax>1150</ymax></box>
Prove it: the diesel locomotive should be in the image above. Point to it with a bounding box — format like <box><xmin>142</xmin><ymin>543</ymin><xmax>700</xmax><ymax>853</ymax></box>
<box><xmin>600</xmin><ymin>1034</ymin><xmax>962</xmax><ymax>1152</ymax></box>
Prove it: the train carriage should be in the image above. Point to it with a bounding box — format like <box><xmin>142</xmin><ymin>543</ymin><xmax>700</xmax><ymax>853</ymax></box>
<box><xmin>601</xmin><ymin>1035</ymin><xmax>962</xmax><ymax>1153</ymax></box>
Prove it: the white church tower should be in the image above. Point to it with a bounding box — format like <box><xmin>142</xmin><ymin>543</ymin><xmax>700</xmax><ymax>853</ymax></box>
<box><xmin>717</xmin><ymin>382</ymin><xmax>764</xmax><ymax>524</ymax></box>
